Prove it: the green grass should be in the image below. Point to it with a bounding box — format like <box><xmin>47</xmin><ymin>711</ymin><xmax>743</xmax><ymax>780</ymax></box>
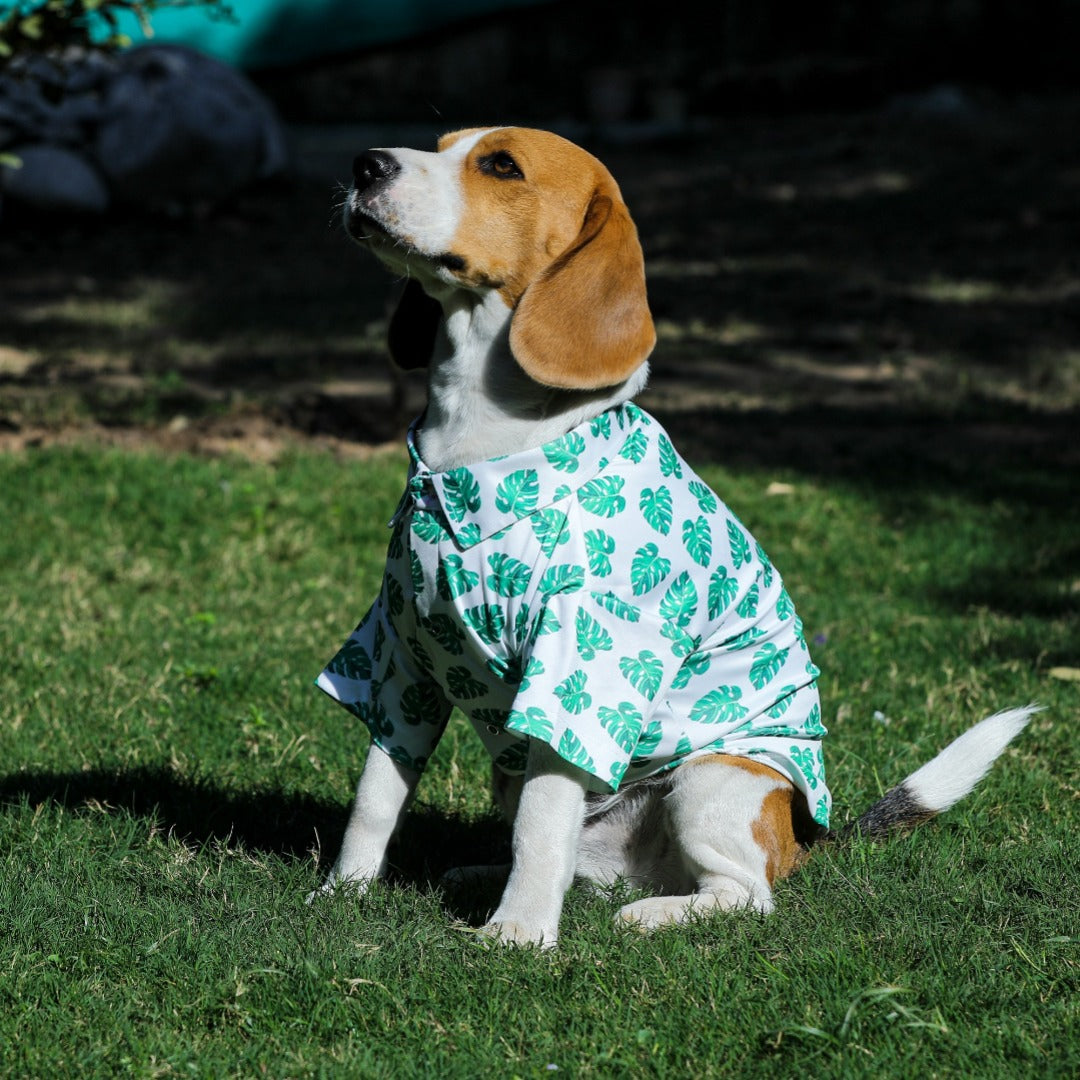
<box><xmin>1</xmin><ymin>446</ymin><xmax>1077</xmax><ymax>1078</ymax></box>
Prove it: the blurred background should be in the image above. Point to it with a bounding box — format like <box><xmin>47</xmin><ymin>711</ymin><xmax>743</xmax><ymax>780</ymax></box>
<box><xmin>1</xmin><ymin>0</ymin><xmax>1078</xmax><ymax>473</ymax></box>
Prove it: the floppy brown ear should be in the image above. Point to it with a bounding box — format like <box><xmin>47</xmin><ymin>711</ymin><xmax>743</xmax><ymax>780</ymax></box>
<box><xmin>388</xmin><ymin>278</ymin><xmax>442</xmax><ymax>370</ymax></box>
<box><xmin>509</xmin><ymin>191</ymin><xmax>656</xmax><ymax>389</ymax></box>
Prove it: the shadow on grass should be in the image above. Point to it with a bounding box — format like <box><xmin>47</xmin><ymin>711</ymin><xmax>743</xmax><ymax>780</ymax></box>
<box><xmin>0</xmin><ymin>764</ymin><xmax>510</xmax><ymax>903</ymax></box>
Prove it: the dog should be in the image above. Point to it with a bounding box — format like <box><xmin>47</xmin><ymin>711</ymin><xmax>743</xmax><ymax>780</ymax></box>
<box><xmin>311</xmin><ymin>127</ymin><xmax>1034</xmax><ymax>947</ymax></box>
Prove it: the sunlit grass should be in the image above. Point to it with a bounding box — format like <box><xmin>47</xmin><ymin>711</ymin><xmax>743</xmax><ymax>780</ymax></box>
<box><xmin>1</xmin><ymin>445</ymin><xmax>1076</xmax><ymax>1077</ymax></box>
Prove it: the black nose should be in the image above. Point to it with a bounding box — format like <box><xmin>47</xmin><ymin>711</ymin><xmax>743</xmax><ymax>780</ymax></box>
<box><xmin>352</xmin><ymin>150</ymin><xmax>400</xmax><ymax>192</ymax></box>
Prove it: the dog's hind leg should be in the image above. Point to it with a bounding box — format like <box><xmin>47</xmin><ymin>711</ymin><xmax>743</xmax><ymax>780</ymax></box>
<box><xmin>616</xmin><ymin>754</ymin><xmax>805</xmax><ymax>929</ymax></box>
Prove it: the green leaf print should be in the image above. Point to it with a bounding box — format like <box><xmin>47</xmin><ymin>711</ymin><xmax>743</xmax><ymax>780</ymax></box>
<box><xmin>766</xmin><ymin>686</ymin><xmax>797</xmax><ymax>719</ymax></box>
<box><xmin>442</xmin><ymin>467</ymin><xmax>482</xmax><ymax>522</ymax></box>
<box><xmin>473</xmin><ymin>707</ymin><xmax>509</xmax><ymax>729</ymax></box>
<box><xmin>639</xmin><ymin>485</ymin><xmax>672</xmax><ymax>535</ymax></box>
<box><xmin>411</xmin><ymin>510</ymin><xmax>450</xmax><ymax>544</ymax></box>
<box><xmin>384</xmin><ymin>573</ymin><xmax>405</xmax><ymax>617</ymax></box>
<box><xmin>690</xmin><ymin>686</ymin><xmax>748</xmax><ymax>724</ymax></box>
<box><xmin>457</xmin><ymin>522</ymin><xmax>482</xmax><ymax>548</ymax></box>
<box><xmin>631</xmin><ymin>542</ymin><xmax>671</xmax><ymax>596</ymax></box>
<box><xmin>495</xmin><ymin>468</ymin><xmax>540</xmax><ymax>517</ymax></box>
<box><xmin>508</xmin><ymin>706</ymin><xmax>553</xmax><ymax>742</ymax></box>
<box><xmin>589</xmin><ymin>412</ymin><xmax>612</xmax><ymax>440</ymax></box>
<box><xmin>790</xmin><ymin>745</ymin><xmax>822</xmax><ymax>790</ymax></box>
<box><xmin>632</xmin><ymin>719</ymin><xmax>663</xmax><ymax>759</ymax></box>
<box><xmin>776</xmin><ymin>588</ymin><xmax>795</xmax><ymax>621</ymax></box>
<box><xmin>618</xmin><ymin>650</ymin><xmax>665</xmax><ymax>700</ymax></box>
<box><xmin>661</xmin><ymin>621</ymin><xmax>697</xmax><ymax>659</ymax></box>
<box><xmin>446</xmin><ymin>664</ymin><xmax>489</xmax><ymax>700</ymax></box>
<box><xmin>519</xmin><ymin>656</ymin><xmax>545</xmax><ymax>691</ymax></box>
<box><xmin>658</xmin><ymin>433</ymin><xmax>682</xmax><ymax>478</ymax></box>
<box><xmin>736</xmin><ymin>583</ymin><xmax>759</xmax><ymax>619</ymax></box>
<box><xmin>577</xmin><ymin>475</ymin><xmax>627</xmax><ymax>518</ymax></box>
<box><xmin>623</xmin><ymin>402</ymin><xmax>650</xmax><ymax>425</ymax></box>
<box><xmin>401</xmin><ymin>682</ymin><xmax>446</xmax><ymax>726</ymax></box>
<box><xmin>708</xmin><ymin>566</ymin><xmax>739</xmax><ymax>619</ymax></box>
<box><xmin>555</xmin><ymin>669</ymin><xmax>592</xmax><ymax>714</ymax></box>
<box><xmin>494</xmin><ymin>740</ymin><xmax>530</xmax><ymax>773</ymax></box>
<box><xmin>592</xmin><ymin>590</ymin><xmax>641</xmax><ymax>623</ymax></box>
<box><xmin>727</xmin><ymin>519</ymin><xmax>752</xmax><ymax>568</ymax></box>
<box><xmin>598</xmin><ymin>702</ymin><xmax>643</xmax><ymax>754</ymax></box>
<box><xmin>557</xmin><ymin>728</ymin><xmax>596</xmax><ymax>773</ymax></box>
<box><xmin>584</xmin><ymin>529</ymin><xmax>615</xmax><ymax>577</ymax></box>
<box><xmin>387</xmin><ymin>518</ymin><xmax>405</xmax><ymax>559</ymax></box>
<box><xmin>326</xmin><ymin>638</ymin><xmax>371</xmax><ymax>681</ymax></box>
<box><xmin>618</xmin><ymin>429</ymin><xmax>649</xmax><ymax>463</ymax></box>
<box><xmin>409</xmin><ymin>549</ymin><xmax>425</xmax><ymax>595</ymax></box>
<box><xmin>682</xmin><ymin>516</ymin><xmax>713</xmax><ymax>568</ymax></box>
<box><xmin>486</xmin><ymin>552</ymin><xmax>533</xmax><ymax>597</ymax></box>
<box><xmin>749</xmin><ymin>642</ymin><xmax>789</xmax><ymax>690</ymax></box>
<box><xmin>462</xmin><ymin>604</ymin><xmax>506</xmax><ymax>645</ymax></box>
<box><xmin>671</xmin><ymin>648</ymin><xmax>711</xmax><ymax>690</ymax></box>
<box><xmin>531</xmin><ymin>508</ymin><xmax>570</xmax><ymax>557</ymax></box>
<box><xmin>544</xmin><ymin>431</ymin><xmax>587</xmax><ymax>473</ymax></box>
<box><xmin>535</xmin><ymin>606</ymin><xmax>561</xmax><ymax>637</ymax></box>
<box><xmin>388</xmin><ymin>745</ymin><xmax>426</xmax><ymax>772</ymax></box>
<box><xmin>539</xmin><ymin>563</ymin><xmax>586</xmax><ymax>598</ymax></box>
<box><xmin>359</xmin><ymin>700</ymin><xmax>393</xmax><ymax>738</ymax></box>
<box><xmin>419</xmin><ymin>613</ymin><xmax>465</xmax><ymax>655</ymax></box>
<box><xmin>659</xmin><ymin>571</ymin><xmax>698</xmax><ymax>628</ymax></box>
<box><xmin>723</xmin><ymin>625</ymin><xmax>766</xmax><ymax>651</ymax></box>
<box><xmin>687</xmin><ymin>479</ymin><xmax>719</xmax><ymax>514</ymax></box>
<box><xmin>575</xmin><ymin>608</ymin><xmax>614</xmax><ymax>660</ymax></box>
<box><xmin>436</xmin><ymin>553</ymin><xmax>480</xmax><ymax>600</ymax></box>
<box><xmin>804</xmin><ymin>703</ymin><xmax>826</xmax><ymax>737</ymax></box>
<box><xmin>406</xmin><ymin>634</ymin><xmax>435</xmax><ymax>673</ymax></box>
<box><xmin>755</xmin><ymin>541</ymin><xmax>774</xmax><ymax>588</ymax></box>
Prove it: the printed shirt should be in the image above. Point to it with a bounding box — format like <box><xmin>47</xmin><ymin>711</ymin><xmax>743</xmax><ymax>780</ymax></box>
<box><xmin>318</xmin><ymin>403</ymin><xmax>830</xmax><ymax>827</ymax></box>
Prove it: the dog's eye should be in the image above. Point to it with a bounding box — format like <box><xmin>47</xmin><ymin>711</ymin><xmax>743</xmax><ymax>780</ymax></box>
<box><xmin>479</xmin><ymin>151</ymin><xmax>524</xmax><ymax>180</ymax></box>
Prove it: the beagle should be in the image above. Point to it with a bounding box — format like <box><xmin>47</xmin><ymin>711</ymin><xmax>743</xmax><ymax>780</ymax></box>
<box><xmin>311</xmin><ymin>127</ymin><xmax>1034</xmax><ymax>947</ymax></box>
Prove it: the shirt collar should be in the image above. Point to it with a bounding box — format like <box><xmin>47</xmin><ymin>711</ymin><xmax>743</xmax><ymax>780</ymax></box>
<box><xmin>395</xmin><ymin>403</ymin><xmax>650</xmax><ymax>548</ymax></box>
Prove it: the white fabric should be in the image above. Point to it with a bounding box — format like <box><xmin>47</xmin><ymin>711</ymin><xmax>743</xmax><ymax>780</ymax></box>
<box><xmin>319</xmin><ymin>403</ymin><xmax>831</xmax><ymax>827</ymax></box>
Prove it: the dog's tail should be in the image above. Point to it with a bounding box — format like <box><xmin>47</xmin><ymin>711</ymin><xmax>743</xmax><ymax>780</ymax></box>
<box><xmin>837</xmin><ymin>705</ymin><xmax>1038</xmax><ymax>840</ymax></box>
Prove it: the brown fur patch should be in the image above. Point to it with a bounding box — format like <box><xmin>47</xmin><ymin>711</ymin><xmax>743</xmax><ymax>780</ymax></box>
<box><xmin>437</xmin><ymin>127</ymin><xmax>655</xmax><ymax>388</ymax></box>
<box><xmin>699</xmin><ymin>753</ymin><xmax>808</xmax><ymax>884</ymax></box>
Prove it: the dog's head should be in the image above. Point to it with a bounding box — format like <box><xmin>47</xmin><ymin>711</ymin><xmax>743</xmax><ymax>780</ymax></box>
<box><xmin>344</xmin><ymin>126</ymin><xmax>656</xmax><ymax>390</ymax></box>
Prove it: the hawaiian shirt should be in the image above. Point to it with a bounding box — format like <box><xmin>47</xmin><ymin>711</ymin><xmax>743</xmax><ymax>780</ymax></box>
<box><xmin>318</xmin><ymin>402</ymin><xmax>830</xmax><ymax>827</ymax></box>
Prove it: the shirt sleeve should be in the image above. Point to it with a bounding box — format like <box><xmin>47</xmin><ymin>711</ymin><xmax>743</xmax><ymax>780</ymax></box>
<box><xmin>317</xmin><ymin>597</ymin><xmax>452</xmax><ymax>774</ymax></box>
<box><xmin>503</xmin><ymin>589</ymin><xmax>688</xmax><ymax>791</ymax></box>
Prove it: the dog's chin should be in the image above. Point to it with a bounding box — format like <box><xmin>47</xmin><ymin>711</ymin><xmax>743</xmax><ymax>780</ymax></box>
<box><xmin>343</xmin><ymin>206</ymin><xmax>394</xmax><ymax>247</ymax></box>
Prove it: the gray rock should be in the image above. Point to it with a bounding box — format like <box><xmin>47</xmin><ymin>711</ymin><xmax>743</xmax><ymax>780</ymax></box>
<box><xmin>0</xmin><ymin>44</ymin><xmax>286</xmax><ymax>214</ymax></box>
<box><xmin>1</xmin><ymin>143</ymin><xmax>110</xmax><ymax>213</ymax></box>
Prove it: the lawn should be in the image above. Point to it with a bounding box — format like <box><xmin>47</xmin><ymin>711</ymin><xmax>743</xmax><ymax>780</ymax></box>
<box><xmin>0</xmin><ymin>441</ymin><xmax>1076</xmax><ymax>1077</ymax></box>
<box><xmin>1</xmin><ymin>96</ymin><xmax>1078</xmax><ymax>1077</ymax></box>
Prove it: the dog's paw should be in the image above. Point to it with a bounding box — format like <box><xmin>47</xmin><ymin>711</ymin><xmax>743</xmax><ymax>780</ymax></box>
<box><xmin>617</xmin><ymin>885</ymin><xmax>772</xmax><ymax>929</ymax></box>
<box><xmin>305</xmin><ymin>873</ymin><xmax>374</xmax><ymax>906</ymax></box>
<box><xmin>476</xmin><ymin>919</ymin><xmax>557</xmax><ymax>950</ymax></box>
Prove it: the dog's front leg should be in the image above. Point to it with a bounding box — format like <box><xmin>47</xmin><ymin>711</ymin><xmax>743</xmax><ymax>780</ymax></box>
<box><xmin>480</xmin><ymin>739</ymin><xmax>588</xmax><ymax>949</ymax></box>
<box><xmin>309</xmin><ymin>744</ymin><xmax>419</xmax><ymax>900</ymax></box>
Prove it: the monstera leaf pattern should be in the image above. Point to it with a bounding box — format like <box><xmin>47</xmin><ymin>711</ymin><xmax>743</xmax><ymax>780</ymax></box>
<box><xmin>316</xmin><ymin>403</ymin><xmax>830</xmax><ymax>827</ymax></box>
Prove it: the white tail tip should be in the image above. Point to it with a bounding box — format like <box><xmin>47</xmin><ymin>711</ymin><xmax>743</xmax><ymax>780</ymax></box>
<box><xmin>904</xmin><ymin>705</ymin><xmax>1038</xmax><ymax>813</ymax></box>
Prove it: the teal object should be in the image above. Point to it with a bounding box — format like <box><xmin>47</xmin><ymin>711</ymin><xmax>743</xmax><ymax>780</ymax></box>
<box><xmin>97</xmin><ymin>0</ymin><xmax>548</xmax><ymax>70</ymax></box>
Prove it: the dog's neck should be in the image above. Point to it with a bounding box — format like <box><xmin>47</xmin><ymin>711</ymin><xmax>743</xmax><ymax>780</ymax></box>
<box><xmin>415</xmin><ymin>291</ymin><xmax>650</xmax><ymax>472</ymax></box>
